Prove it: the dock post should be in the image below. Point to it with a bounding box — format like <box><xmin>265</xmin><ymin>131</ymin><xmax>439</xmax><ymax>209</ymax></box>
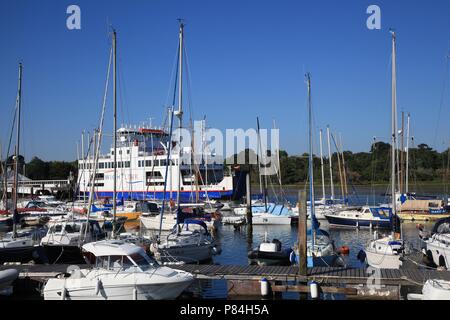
<box><xmin>298</xmin><ymin>189</ymin><xmax>307</xmax><ymax>276</ymax></box>
<box><xmin>246</xmin><ymin>170</ymin><xmax>253</xmax><ymax>252</ymax></box>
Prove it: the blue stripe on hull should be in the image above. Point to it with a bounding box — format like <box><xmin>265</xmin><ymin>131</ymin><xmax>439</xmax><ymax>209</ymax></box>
<box><xmin>85</xmin><ymin>190</ymin><xmax>233</xmax><ymax>201</ymax></box>
<box><xmin>325</xmin><ymin>215</ymin><xmax>391</xmax><ymax>229</ymax></box>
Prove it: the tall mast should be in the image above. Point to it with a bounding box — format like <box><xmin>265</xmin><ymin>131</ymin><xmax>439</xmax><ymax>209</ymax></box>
<box><xmin>274</xmin><ymin>119</ymin><xmax>283</xmax><ymax>199</ymax></box>
<box><xmin>326</xmin><ymin>126</ymin><xmax>334</xmax><ymax>200</ymax></box>
<box><xmin>390</xmin><ymin>30</ymin><xmax>397</xmax><ymax>218</ymax></box>
<box><xmin>175</xmin><ymin>20</ymin><xmax>184</xmax><ymax>208</ymax></box>
<box><xmin>112</xmin><ymin>30</ymin><xmax>117</xmax><ymax>237</ymax></box>
<box><xmin>306</xmin><ymin>73</ymin><xmax>315</xmax><ymax>250</ymax></box>
<box><xmin>12</xmin><ymin>62</ymin><xmax>23</xmax><ymax>237</ymax></box>
<box><xmin>405</xmin><ymin>113</ymin><xmax>410</xmax><ymax>194</ymax></box>
<box><xmin>400</xmin><ymin>112</ymin><xmax>405</xmax><ymax>194</ymax></box>
<box><xmin>257</xmin><ymin>117</ymin><xmax>268</xmax><ymax>212</ymax></box>
<box><xmin>339</xmin><ymin>133</ymin><xmax>348</xmax><ymax>200</ymax></box>
<box><xmin>319</xmin><ymin>129</ymin><xmax>326</xmax><ymax>201</ymax></box>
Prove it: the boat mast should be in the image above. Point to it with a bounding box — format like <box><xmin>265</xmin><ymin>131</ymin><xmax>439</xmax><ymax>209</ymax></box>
<box><xmin>175</xmin><ymin>20</ymin><xmax>184</xmax><ymax>209</ymax></box>
<box><xmin>326</xmin><ymin>126</ymin><xmax>334</xmax><ymax>200</ymax></box>
<box><xmin>257</xmin><ymin>117</ymin><xmax>268</xmax><ymax>212</ymax></box>
<box><xmin>306</xmin><ymin>73</ymin><xmax>316</xmax><ymax>250</ymax></box>
<box><xmin>390</xmin><ymin>30</ymin><xmax>397</xmax><ymax>222</ymax></box>
<box><xmin>12</xmin><ymin>63</ymin><xmax>23</xmax><ymax>238</ymax></box>
<box><xmin>405</xmin><ymin>113</ymin><xmax>410</xmax><ymax>194</ymax></box>
<box><xmin>273</xmin><ymin>119</ymin><xmax>283</xmax><ymax>200</ymax></box>
<box><xmin>112</xmin><ymin>29</ymin><xmax>118</xmax><ymax>237</ymax></box>
<box><xmin>319</xmin><ymin>129</ymin><xmax>326</xmax><ymax>202</ymax></box>
<box><xmin>339</xmin><ymin>133</ymin><xmax>348</xmax><ymax>201</ymax></box>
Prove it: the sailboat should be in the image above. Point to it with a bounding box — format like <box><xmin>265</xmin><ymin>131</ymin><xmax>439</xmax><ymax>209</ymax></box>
<box><xmin>148</xmin><ymin>21</ymin><xmax>220</xmax><ymax>264</ymax></box>
<box><xmin>363</xmin><ymin>31</ymin><xmax>409</xmax><ymax>269</ymax></box>
<box><xmin>0</xmin><ymin>63</ymin><xmax>48</xmax><ymax>264</ymax></box>
<box><xmin>41</xmin><ymin>30</ymin><xmax>119</xmax><ymax>262</ymax></box>
<box><xmin>290</xmin><ymin>73</ymin><xmax>341</xmax><ymax>267</ymax></box>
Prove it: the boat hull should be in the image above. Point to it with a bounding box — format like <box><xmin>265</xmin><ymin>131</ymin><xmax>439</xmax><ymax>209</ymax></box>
<box><xmin>365</xmin><ymin>250</ymin><xmax>402</xmax><ymax>269</ymax></box>
<box><xmin>325</xmin><ymin>214</ymin><xmax>391</xmax><ymax>229</ymax></box>
<box><xmin>43</xmin><ymin>278</ymin><xmax>193</xmax><ymax>300</ymax></box>
<box><xmin>154</xmin><ymin>243</ymin><xmax>215</xmax><ymax>264</ymax></box>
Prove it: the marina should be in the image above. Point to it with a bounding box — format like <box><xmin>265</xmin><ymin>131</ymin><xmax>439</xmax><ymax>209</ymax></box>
<box><xmin>1</xmin><ymin>0</ymin><xmax>450</xmax><ymax>304</ymax></box>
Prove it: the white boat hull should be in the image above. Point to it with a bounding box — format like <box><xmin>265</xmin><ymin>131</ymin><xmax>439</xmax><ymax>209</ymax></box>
<box><xmin>365</xmin><ymin>249</ymin><xmax>402</xmax><ymax>269</ymax></box>
<box><xmin>44</xmin><ymin>275</ymin><xmax>193</xmax><ymax>300</ymax></box>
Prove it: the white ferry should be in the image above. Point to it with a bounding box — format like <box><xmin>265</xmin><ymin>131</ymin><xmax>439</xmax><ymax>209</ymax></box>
<box><xmin>77</xmin><ymin>126</ymin><xmax>235</xmax><ymax>201</ymax></box>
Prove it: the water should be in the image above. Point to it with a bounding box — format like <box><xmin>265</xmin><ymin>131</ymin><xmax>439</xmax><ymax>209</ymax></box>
<box><xmin>186</xmin><ymin>185</ymin><xmax>444</xmax><ymax>299</ymax></box>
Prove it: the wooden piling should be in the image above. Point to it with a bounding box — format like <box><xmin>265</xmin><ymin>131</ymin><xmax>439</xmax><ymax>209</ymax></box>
<box><xmin>298</xmin><ymin>189</ymin><xmax>307</xmax><ymax>276</ymax></box>
<box><xmin>246</xmin><ymin>171</ymin><xmax>252</xmax><ymax>226</ymax></box>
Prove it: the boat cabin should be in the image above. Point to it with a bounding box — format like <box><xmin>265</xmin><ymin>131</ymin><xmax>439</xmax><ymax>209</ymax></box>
<box><xmin>82</xmin><ymin>240</ymin><xmax>159</xmax><ymax>272</ymax></box>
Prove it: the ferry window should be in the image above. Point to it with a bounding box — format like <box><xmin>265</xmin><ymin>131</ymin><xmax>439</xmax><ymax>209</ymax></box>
<box><xmin>99</xmin><ymin>163</ymin><xmax>104</xmax><ymax>169</ymax></box>
<box><xmin>153</xmin><ymin>160</ymin><xmax>159</xmax><ymax>166</ymax></box>
<box><xmin>119</xmin><ymin>150</ymin><xmax>122</xmax><ymax>155</ymax></box>
<box><xmin>125</xmin><ymin>161</ymin><xmax>130</xmax><ymax>168</ymax></box>
<box><xmin>145</xmin><ymin>160</ymin><xmax>151</xmax><ymax>167</ymax></box>
<box><xmin>111</xmin><ymin>151</ymin><xmax>114</xmax><ymax>155</ymax></box>
<box><xmin>118</xmin><ymin>162</ymin><xmax>122</xmax><ymax>168</ymax></box>
<box><xmin>160</xmin><ymin>159</ymin><xmax>167</xmax><ymax>166</ymax></box>
<box><xmin>127</xmin><ymin>149</ymin><xmax>130</xmax><ymax>154</ymax></box>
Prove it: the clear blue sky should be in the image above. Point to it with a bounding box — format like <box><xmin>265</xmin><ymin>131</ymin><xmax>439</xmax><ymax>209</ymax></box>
<box><xmin>1</xmin><ymin>0</ymin><xmax>449</xmax><ymax>161</ymax></box>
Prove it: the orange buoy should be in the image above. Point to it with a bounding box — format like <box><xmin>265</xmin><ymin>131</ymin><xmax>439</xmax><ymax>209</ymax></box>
<box><xmin>339</xmin><ymin>246</ymin><xmax>350</xmax><ymax>255</ymax></box>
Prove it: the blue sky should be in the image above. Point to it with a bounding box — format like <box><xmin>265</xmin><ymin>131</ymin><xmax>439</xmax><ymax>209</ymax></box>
<box><xmin>0</xmin><ymin>0</ymin><xmax>449</xmax><ymax>161</ymax></box>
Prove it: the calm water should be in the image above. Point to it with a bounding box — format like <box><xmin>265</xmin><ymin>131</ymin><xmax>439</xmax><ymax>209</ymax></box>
<box><xmin>179</xmin><ymin>185</ymin><xmax>443</xmax><ymax>299</ymax></box>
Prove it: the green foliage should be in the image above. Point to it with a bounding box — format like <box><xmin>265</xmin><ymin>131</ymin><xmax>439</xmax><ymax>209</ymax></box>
<box><xmin>24</xmin><ymin>157</ymin><xmax>77</xmax><ymax>180</ymax></box>
<box><xmin>227</xmin><ymin>141</ymin><xmax>450</xmax><ymax>185</ymax></box>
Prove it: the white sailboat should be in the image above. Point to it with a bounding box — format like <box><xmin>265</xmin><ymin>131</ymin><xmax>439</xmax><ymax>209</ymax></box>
<box><xmin>43</xmin><ymin>239</ymin><xmax>194</xmax><ymax>300</ymax></box>
<box><xmin>364</xmin><ymin>31</ymin><xmax>409</xmax><ymax>269</ymax></box>
<box><xmin>150</xmin><ymin>22</ymin><xmax>221</xmax><ymax>264</ymax></box>
<box><xmin>0</xmin><ymin>63</ymin><xmax>48</xmax><ymax>263</ymax></box>
<box><xmin>290</xmin><ymin>73</ymin><xmax>341</xmax><ymax>268</ymax></box>
<box><xmin>407</xmin><ymin>279</ymin><xmax>450</xmax><ymax>300</ymax></box>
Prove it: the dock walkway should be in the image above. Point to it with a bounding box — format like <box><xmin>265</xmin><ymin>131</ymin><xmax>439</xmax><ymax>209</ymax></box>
<box><xmin>2</xmin><ymin>264</ymin><xmax>449</xmax><ymax>286</ymax></box>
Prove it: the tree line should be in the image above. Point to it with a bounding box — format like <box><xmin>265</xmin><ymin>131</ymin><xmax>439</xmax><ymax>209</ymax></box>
<box><xmin>227</xmin><ymin>141</ymin><xmax>450</xmax><ymax>186</ymax></box>
<box><xmin>1</xmin><ymin>141</ymin><xmax>449</xmax><ymax>187</ymax></box>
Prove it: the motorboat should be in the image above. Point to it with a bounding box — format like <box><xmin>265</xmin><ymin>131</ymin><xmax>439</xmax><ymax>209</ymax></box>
<box><xmin>150</xmin><ymin>219</ymin><xmax>220</xmax><ymax>264</ymax></box>
<box><xmin>407</xmin><ymin>279</ymin><xmax>450</xmax><ymax>300</ymax></box>
<box><xmin>248</xmin><ymin>237</ymin><xmax>292</xmax><ymax>266</ymax></box>
<box><xmin>40</xmin><ymin>218</ymin><xmax>107</xmax><ymax>264</ymax></box>
<box><xmin>0</xmin><ymin>227</ymin><xmax>48</xmax><ymax>264</ymax></box>
<box><xmin>43</xmin><ymin>239</ymin><xmax>194</xmax><ymax>300</ymax></box>
<box><xmin>419</xmin><ymin>217</ymin><xmax>450</xmax><ymax>268</ymax></box>
<box><xmin>324</xmin><ymin>206</ymin><xmax>392</xmax><ymax>229</ymax></box>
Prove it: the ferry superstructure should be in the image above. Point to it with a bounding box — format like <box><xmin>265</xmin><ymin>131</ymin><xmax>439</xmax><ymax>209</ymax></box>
<box><xmin>77</xmin><ymin>126</ymin><xmax>234</xmax><ymax>201</ymax></box>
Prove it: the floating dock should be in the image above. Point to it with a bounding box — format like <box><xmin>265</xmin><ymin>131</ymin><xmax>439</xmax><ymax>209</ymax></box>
<box><xmin>2</xmin><ymin>263</ymin><xmax>449</xmax><ymax>299</ymax></box>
